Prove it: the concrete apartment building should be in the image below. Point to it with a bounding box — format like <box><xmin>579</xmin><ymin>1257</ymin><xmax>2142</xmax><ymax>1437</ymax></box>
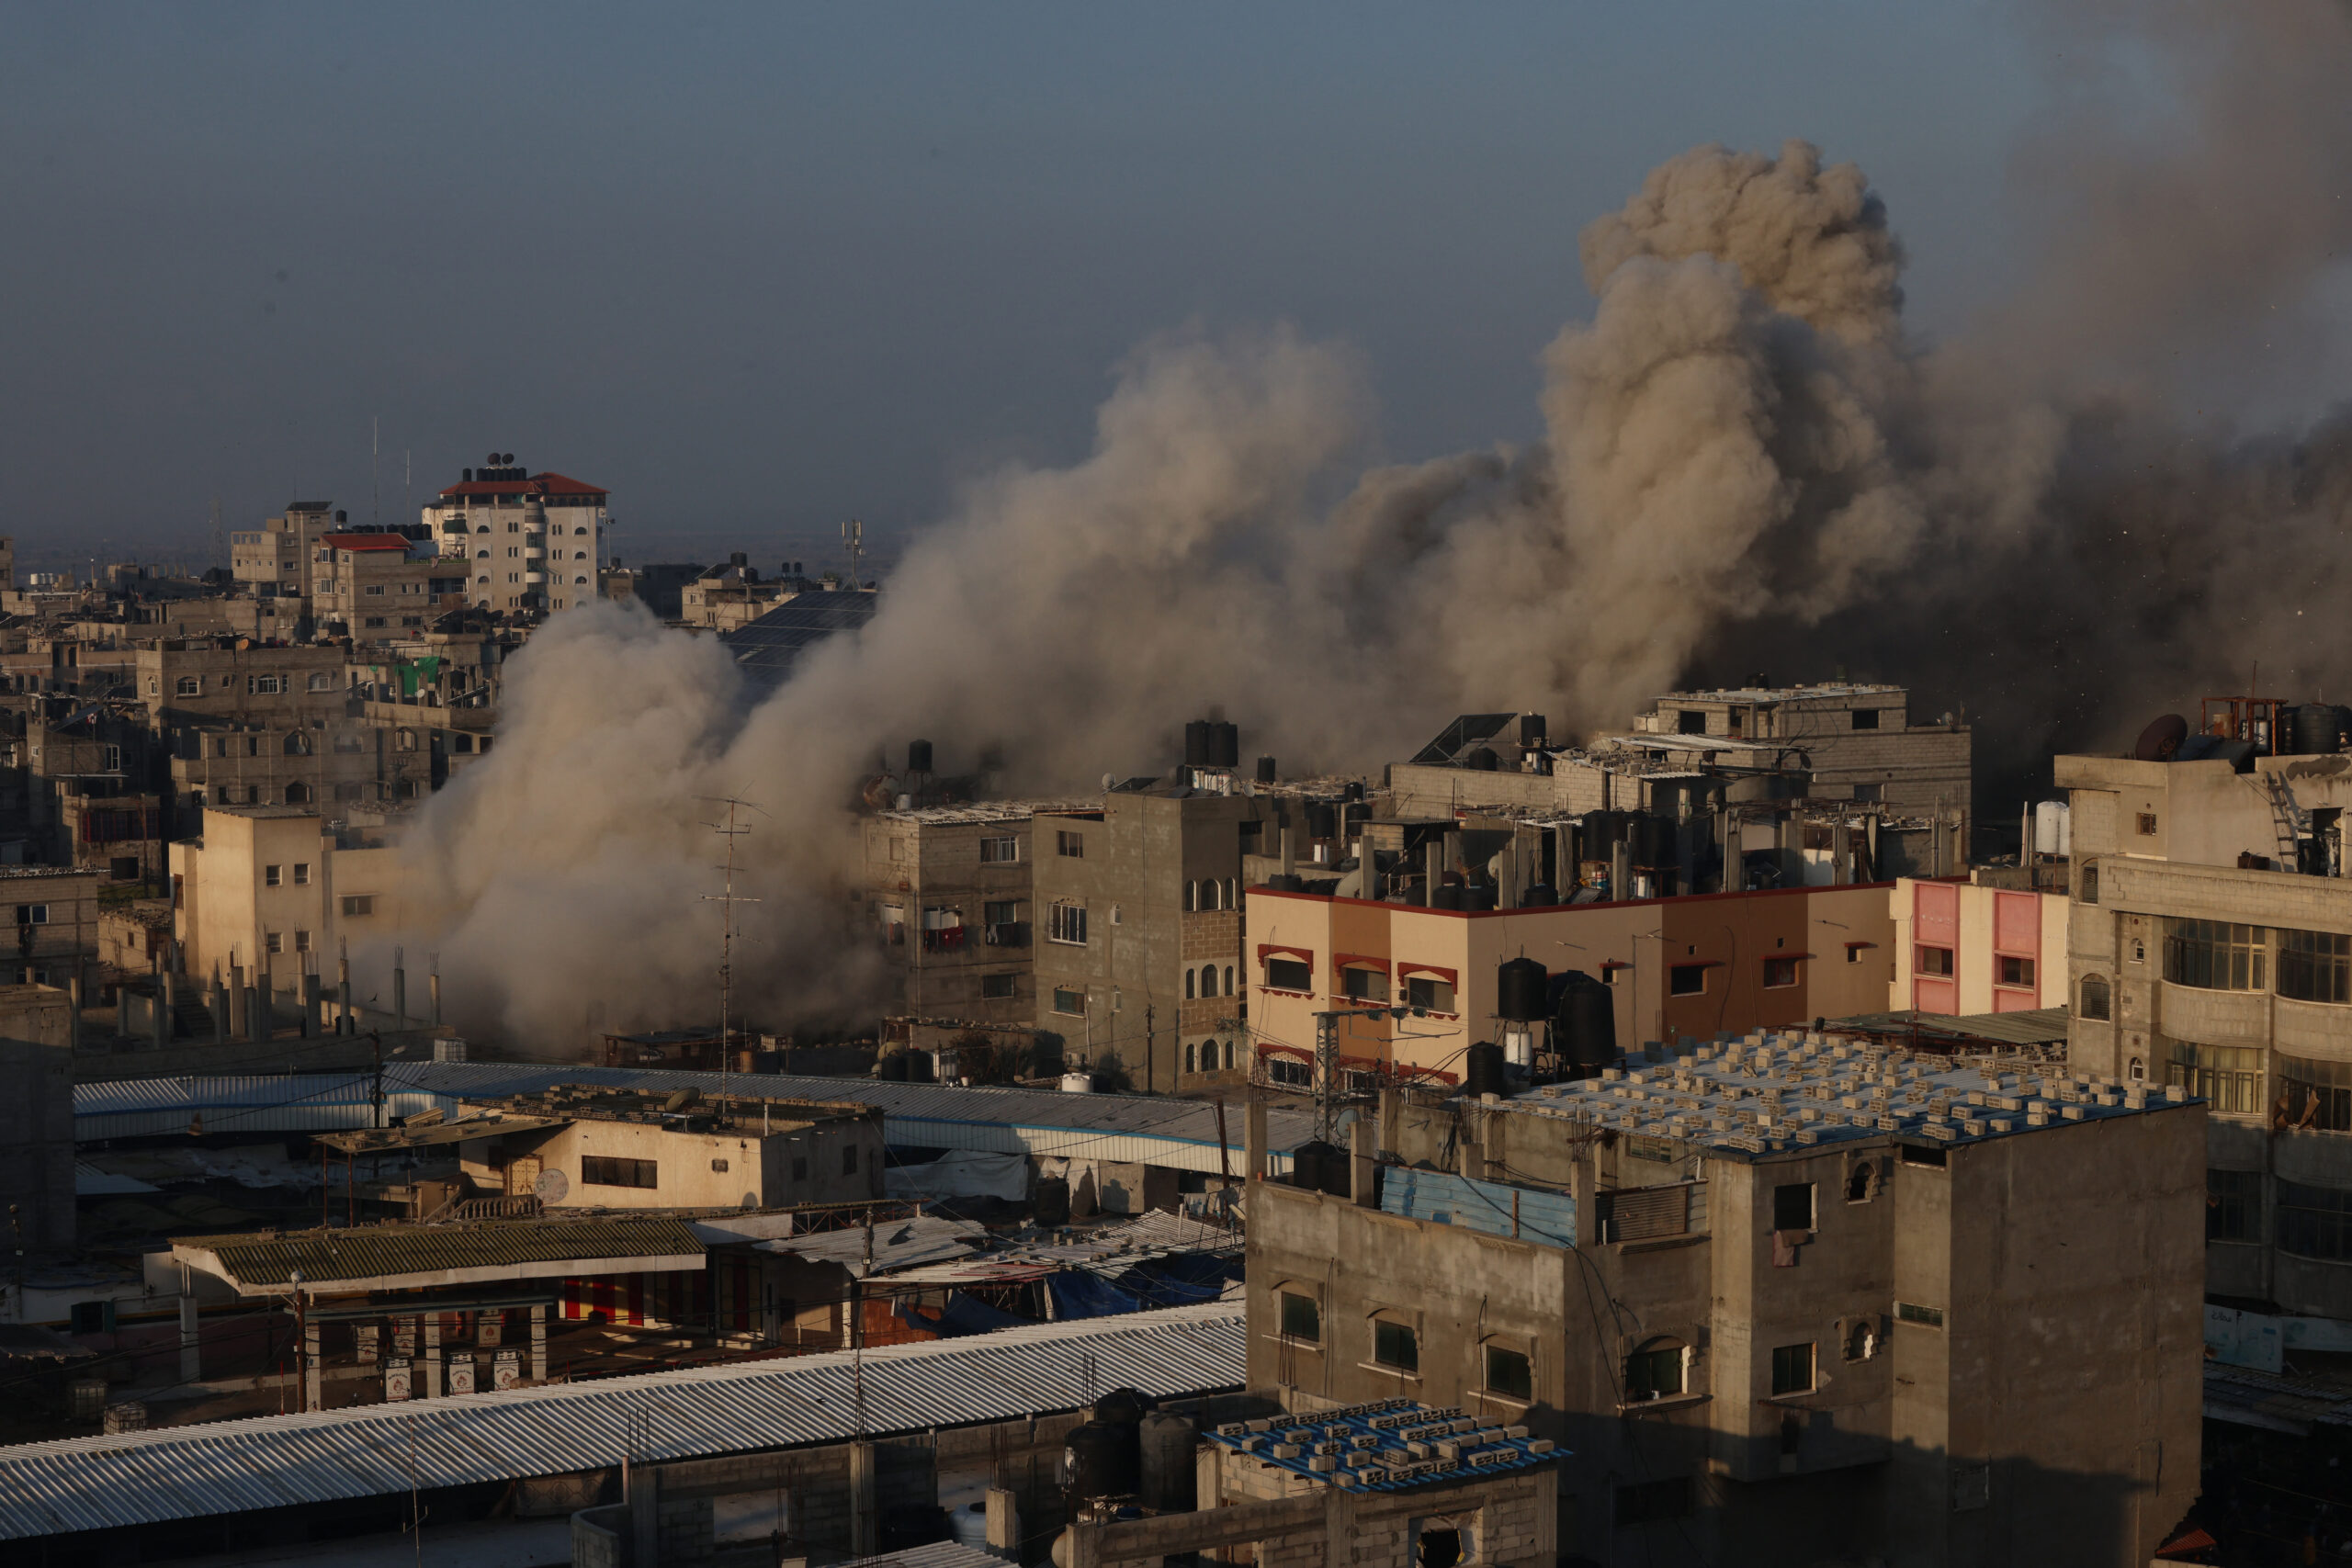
<box><xmin>0</xmin><ymin>865</ymin><xmax>101</xmax><ymax>989</ymax></box>
<box><xmin>1247</xmin><ymin>1032</ymin><xmax>2205</xmax><ymax>1566</ymax></box>
<box><xmin>455</xmin><ymin>1088</ymin><xmax>884</xmax><ymax>1211</ymax></box>
<box><xmin>423</xmin><ymin>457</ymin><xmax>608</xmax><ymax>613</ymax></box>
<box><xmin>1032</xmin><ymin>787</ymin><xmax>1272</xmax><ymax>1092</ymax></box>
<box><xmin>678</xmin><ymin>557</ymin><xmax>793</xmax><ymax>631</ymax></box>
<box><xmin>1633</xmin><ymin>682</ymin><xmax>1973</xmax><ymax>833</ymax></box>
<box><xmin>1888</xmin><ymin>877</ymin><xmax>2069</xmax><ymax>1015</ymax></box>
<box><xmin>2059</xmin><ymin>739</ymin><xmax>2352</xmax><ymax>1327</ymax></box>
<box><xmin>310</xmin><ymin>531</ymin><xmax>468</xmax><ymax>642</ymax></box>
<box><xmin>169</xmin><ymin>805</ymin><xmax>403</xmax><ymax>990</ymax></box>
<box><xmin>1246</xmin><ymin>882</ymin><xmax>1897</xmax><ymax>1089</ymax></box>
<box><xmin>863</xmin><ymin>802</ymin><xmax>1061</xmax><ymax>1026</ymax></box>
<box><xmin>229</xmin><ymin>501</ymin><xmax>340</xmax><ymax>608</ymax></box>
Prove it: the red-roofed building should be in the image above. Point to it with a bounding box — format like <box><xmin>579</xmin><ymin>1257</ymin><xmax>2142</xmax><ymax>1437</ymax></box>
<box><xmin>424</xmin><ymin>455</ymin><xmax>610</xmax><ymax>614</ymax></box>
<box><xmin>312</xmin><ymin>529</ymin><xmax>469</xmax><ymax>643</ymax></box>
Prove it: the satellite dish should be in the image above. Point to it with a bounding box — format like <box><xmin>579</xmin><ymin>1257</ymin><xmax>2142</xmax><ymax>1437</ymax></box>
<box><xmin>1102</xmin><ymin>773</ymin><xmax>1114</xmax><ymax>790</ymax></box>
<box><xmin>486</xmin><ymin>452</ymin><xmax>499</xmax><ymax>465</ymax></box>
<box><xmin>535</xmin><ymin>1168</ymin><xmax>569</xmax><ymax>1203</ymax></box>
<box><xmin>501</xmin><ymin>452</ymin><xmax>514</xmax><ymax>465</ymax></box>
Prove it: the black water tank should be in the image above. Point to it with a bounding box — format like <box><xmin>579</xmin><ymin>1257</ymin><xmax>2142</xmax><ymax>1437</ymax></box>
<box><xmin>1465</xmin><ymin>747</ymin><xmax>1498</xmax><ymax>772</ymax></box>
<box><xmin>1520</xmin><ymin>714</ymin><xmax>1547</xmax><ymax>748</ymax></box>
<box><xmin>1211</xmin><ymin>722</ymin><xmax>1239</xmax><ymax>769</ymax></box>
<box><xmin>1581</xmin><ymin>808</ymin><xmax>1623</xmax><ymax>849</ymax></box>
<box><xmin>1267</xmin><ymin>874</ymin><xmax>1306</xmax><ymax>892</ymax></box>
<box><xmin>1035</xmin><ymin>1177</ymin><xmax>1070</xmax><ymax>1227</ymax></box>
<box><xmin>1292</xmin><ymin>1139</ymin><xmax>1350</xmax><ymax>1199</ymax></box>
<box><xmin>1430</xmin><ymin>884</ymin><xmax>1464</xmax><ymax>910</ymax></box>
<box><xmin>1629</xmin><ymin>815</ymin><xmax>1675</xmax><ymax>868</ymax></box>
<box><xmin>2214</xmin><ymin>739</ymin><xmax>2259</xmax><ymax>773</ymax></box>
<box><xmin>1464</xmin><ymin>1041</ymin><xmax>1507</xmax><ymax>1099</ymax></box>
<box><xmin>908</xmin><ymin>739</ymin><xmax>933</xmax><ymax>773</ymax></box>
<box><xmin>1093</xmin><ymin>1387</ymin><xmax>1151</xmax><ymax>1427</ymax></box>
<box><xmin>1288</xmin><ymin>1142</ymin><xmax>1323</xmax><ymax>1191</ymax></box>
<box><xmin>876</xmin><ymin>1052</ymin><xmax>910</xmax><ymax>1082</ymax></box>
<box><xmin>1555</xmin><ymin>974</ymin><xmax>1617</xmax><ymax>1077</ymax></box>
<box><xmin>1497</xmin><ymin>957</ymin><xmax>1549</xmax><ymax>1021</ymax></box>
<box><xmin>1256</xmin><ymin>755</ymin><xmax>1278</xmax><ymax>784</ymax></box>
<box><xmin>906</xmin><ymin>1050</ymin><xmax>935</xmax><ymax>1084</ymax></box>
<box><xmin>1184</xmin><ymin>720</ymin><xmax>1213</xmax><ymax>768</ymax></box>
<box><xmin>2295</xmin><ymin>703</ymin><xmax>2349</xmax><ymax>754</ymax></box>
<box><xmin>1343</xmin><ymin>781</ymin><xmax>1363</xmax><ymax>802</ymax></box>
<box><xmin>1064</xmin><ymin>1419</ymin><xmax>1139</xmax><ymax>1503</ymax></box>
<box><xmin>1305</xmin><ymin>801</ymin><xmax>1338</xmax><ymax>839</ymax></box>
<box><xmin>1521</xmin><ymin>882</ymin><xmax>1559</xmax><ymax>908</ymax></box>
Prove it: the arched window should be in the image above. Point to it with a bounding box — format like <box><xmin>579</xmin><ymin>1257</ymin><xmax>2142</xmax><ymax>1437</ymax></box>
<box><xmin>1845</xmin><ymin>1159</ymin><xmax>1876</xmax><ymax>1204</ymax></box>
<box><xmin>1201</xmin><ymin>964</ymin><xmax>1218</xmax><ymax>998</ymax></box>
<box><xmin>1226</xmin><ymin>1040</ymin><xmax>1238</xmax><ymax>1070</ymax></box>
<box><xmin>1184</xmin><ymin>1043</ymin><xmax>1196</xmax><ymax>1075</ymax></box>
<box><xmin>1225</xmin><ymin>964</ymin><xmax>1235</xmax><ymax>996</ymax></box>
<box><xmin>1183</xmin><ymin>881</ymin><xmax>1197</xmax><ymax>912</ymax></box>
<box><xmin>1844</xmin><ymin>1317</ymin><xmax>1879</xmax><ymax>1362</ymax></box>
<box><xmin>1624</xmin><ymin>1337</ymin><xmax>1688</xmax><ymax>1401</ymax></box>
<box><xmin>283</xmin><ymin>730</ymin><xmax>311</xmax><ymax>756</ymax></box>
<box><xmin>1185</xmin><ymin>969</ymin><xmax>1196</xmax><ymax>999</ymax></box>
<box><xmin>2079</xmin><ymin>975</ymin><xmax>2111</xmax><ymax>1021</ymax></box>
<box><xmin>397</xmin><ymin>729</ymin><xmax>416</xmax><ymax>752</ymax></box>
<box><xmin>1226</xmin><ymin>877</ymin><xmax>1238</xmax><ymax>908</ymax></box>
<box><xmin>2129</xmin><ymin>1056</ymin><xmax>2146</xmax><ymax>1081</ymax></box>
<box><xmin>283</xmin><ymin>780</ymin><xmax>311</xmax><ymax>805</ymax></box>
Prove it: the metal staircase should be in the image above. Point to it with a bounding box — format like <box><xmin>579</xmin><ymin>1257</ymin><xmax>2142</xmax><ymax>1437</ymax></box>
<box><xmin>2263</xmin><ymin>773</ymin><xmax>2310</xmax><ymax>869</ymax></box>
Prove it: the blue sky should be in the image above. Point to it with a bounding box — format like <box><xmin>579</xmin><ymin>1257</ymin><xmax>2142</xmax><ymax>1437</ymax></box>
<box><xmin>0</xmin><ymin>3</ymin><xmax>2043</xmax><ymax>567</ymax></box>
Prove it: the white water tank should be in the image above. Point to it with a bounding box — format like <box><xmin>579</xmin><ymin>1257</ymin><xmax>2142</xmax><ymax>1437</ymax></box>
<box><xmin>1060</xmin><ymin>1072</ymin><xmax>1095</xmax><ymax>1094</ymax></box>
<box><xmin>2033</xmin><ymin>800</ymin><xmax>2071</xmax><ymax>857</ymax></box>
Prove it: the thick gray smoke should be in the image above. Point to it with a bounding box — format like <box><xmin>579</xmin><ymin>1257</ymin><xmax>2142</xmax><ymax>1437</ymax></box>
<box><xmin>403</xmin><ymin>0</ymin><xmax>2352</xmax><ymax>1050</ymax></box>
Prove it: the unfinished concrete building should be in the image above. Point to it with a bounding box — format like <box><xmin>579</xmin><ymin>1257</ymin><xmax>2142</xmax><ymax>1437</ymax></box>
<box><xmin>863</xmin><ymin>800</ymin><xmax>1072</xmax><ymax>1028</ymax></box>
<box><xmin>1245</xmin><ymin>1032</ymin><xmax>2205</xmax><ymax>1566</ymax></box>
<box><xmin>2061</xmin><ymin>712</ymin><xmax>2352</xmax><ymax>1332</ymax></box>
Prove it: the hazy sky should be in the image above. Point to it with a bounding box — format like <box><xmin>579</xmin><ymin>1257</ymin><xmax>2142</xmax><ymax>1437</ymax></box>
<box><xmin>1</xmin><ymin>3</ymin><xmax>2044</xmax><ymax>569</ymax></box>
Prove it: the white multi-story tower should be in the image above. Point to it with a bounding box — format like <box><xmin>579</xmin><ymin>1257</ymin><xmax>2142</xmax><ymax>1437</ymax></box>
<box><xmin>421</xmin><ymin>453</ymin><xmax>610</xmax><ymax>612</ymax></box>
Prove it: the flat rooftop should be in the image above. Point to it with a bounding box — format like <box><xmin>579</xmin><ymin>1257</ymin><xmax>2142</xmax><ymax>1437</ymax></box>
<box><xmin>874</xmin><ymin>799</ymin><xmax>1099</xmax><ymax>825</ymax></box>
<box><xmin>466</xmin><ymin>1086</ymin><xmax>875</xmax><ymax>1132</ymax></box>
<box><xmin>1208</xmin><ymin>1398</ymin><xmax>1558</xmax><ymax>1491</ymax></box>
<box><xmin>1503</xmin><ymin>1027</ymin><xmax>2190</xmax><ymax>1159</ymax></box>
<box><xmin>1656</xmin><ymin>682</ymin><xmax>1905</xmax><ymax>703</ymax></box>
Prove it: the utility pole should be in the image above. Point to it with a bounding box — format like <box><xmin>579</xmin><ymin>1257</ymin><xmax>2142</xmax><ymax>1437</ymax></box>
<box><xmin>1144</xmin><ymin>1002</ymin><xmax>1155</xmax><ymax>1096</ymax></box>
<box><xmin>841</xmin><ymin>518</ymin><xmax>864</xmax><ymax>588</ymax></box>
<box><xmin>370</xmin><ymin>1029</ymin><xmax>384</xmax><ymax>1129</ymax></box>
<box><xmin>701</xmin><ymin>796</ymin><xmax>763</xmax><ymax>1101</ymax></box>
<box><xmin>1313</xmin><ymin>1009</ymin><xmax>1340</xmax><ymax>1143</ymax></box>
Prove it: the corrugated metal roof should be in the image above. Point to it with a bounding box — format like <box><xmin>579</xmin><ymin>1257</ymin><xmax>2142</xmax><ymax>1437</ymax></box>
<box><xmin>76</xmin><ymin>1064</ymin><xmax>1316</xmax><ymax>1174</ymax></box>
<box><xmin>839</xmin><ymin>1543</ymin><xmax>1004</xmax><ymax>1568</ymax></box>
<box><xmin>740</xmin><ymin>1216</ymin><xmax>988</xmax><ymax>1279</ymax></box>
<box><xmin>181</xmin><ymin>1215</ymin><xmax>707</xmax><ymax>1292</ymax></box>
<box><xmin>1829</xmin><ymin>1007</ymin><xmax>2072</xmax><ymax>1047</ymax></box>
<box><xmin>0</xmin><ymin>1302</ymin><xmax>1244</xmax><ymax>1541</ymax></box>
<box><xmin>1379</xmin><ymin>1168</ymin><xmax>1577</xmax><ymax>1248</ymax></box>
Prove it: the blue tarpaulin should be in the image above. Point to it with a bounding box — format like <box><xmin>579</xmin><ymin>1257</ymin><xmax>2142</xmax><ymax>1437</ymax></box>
<box><xmin>1047</xmin><ymin>1270</ymin><xmax>1147</xmax><ymax>1319</ymax></box>
<box><xmin>898</xmin><ymin>1291</ymin><xmax>1039</xmax><ymax>1338</ymax></box>
<box><xmin>1112</xmin><ymin>1252</ymin><xmax>1240</xmax><ymax>1308</ymax></box>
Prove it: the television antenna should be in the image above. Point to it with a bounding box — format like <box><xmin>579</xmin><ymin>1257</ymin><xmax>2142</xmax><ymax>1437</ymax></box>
<box><xmin>700</xmin><ymin>795</ymin><xmax>765</xmax><ymax>1101</ymax></box>
<box><xmin>841</xmin><ymin>518</ymin><xmax>864</xmax><ymax>589</ymax></box>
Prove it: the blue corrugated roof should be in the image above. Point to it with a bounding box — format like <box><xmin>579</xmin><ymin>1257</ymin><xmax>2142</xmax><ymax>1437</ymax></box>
<box><xmin>1379</xmin><ymin>1168</ymin><xmax>1575</xmax><ymax>1248</ymax></box>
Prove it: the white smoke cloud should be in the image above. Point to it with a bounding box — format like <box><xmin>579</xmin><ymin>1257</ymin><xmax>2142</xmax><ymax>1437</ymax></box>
<box><xmin>400</xmin><ymin>2</ymin><xmax>2352</xmax><ymax>1053</ymax></box>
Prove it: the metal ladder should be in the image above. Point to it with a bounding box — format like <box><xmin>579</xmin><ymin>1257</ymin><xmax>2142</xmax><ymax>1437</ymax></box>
<box><xmin>2264</xmin><ymin>773</ymin><xmax>2310</xmax><ymax>868</ymax></box>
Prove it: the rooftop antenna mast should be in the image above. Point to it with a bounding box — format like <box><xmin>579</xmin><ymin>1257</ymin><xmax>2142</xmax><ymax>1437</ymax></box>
<box><xmin>402</xmin><ymin>448</ymin><xmax>412</xmax><ymax>521</ymax></box>
<box><xmin>207</xmin><ymin>498</ymin><xmax>224</xmax><ymax>570</ymax></box>
<box><xmin>842</xmin><ymin>517</ymin><xmax>864</xmax><ymax>588</ymax></box>
<box><xmin>370</xmin><ymin>415</ymin><xmax>380</xmax><ymax>526</ymax></box>
<box><xmin>700</xmin><ymin>795</ymin><xmax>763</xmax><ymax>1103</ymax></box>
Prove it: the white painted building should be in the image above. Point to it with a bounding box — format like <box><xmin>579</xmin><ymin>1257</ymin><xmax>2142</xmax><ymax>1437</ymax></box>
<box><xmin>422</xmin><ymin>457</ymin><xmax>608</xmax><ymax>613</ymax></box>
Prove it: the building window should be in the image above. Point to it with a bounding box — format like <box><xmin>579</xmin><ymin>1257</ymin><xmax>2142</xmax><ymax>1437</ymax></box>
<box><xmin>175</xmin><ymin>676</ymin><xmax>201</xmax><ymax>697</ymax></box>
<box><xmin>1202</xmin><ymin>964</ymin><xmax>1220</xmax><ymax>998</ymax></box>
<box><xmin>1057</xmin><ymin>829</ymin><xmax>1083</xmax><ymax>858</ymax></box>
<box><xmin>1772</xmin><ymin>1182</ymin><xmax>1815</xmax><ymax>1232</ymax></box>
<box><xmin>342</xmin><ymin>895</ymin><xmax>374</xmax><ymax>916</ymax></box>
<box><xmin>2080</xmin><ymin>861</ymin><xmax>2098</xmax><ymax>903</ymax></box>
<box><xmin>1843</xmin><ymin>1318</ymin><xmax>1879</xmax><ymax>1361</ymax></box>
<box><xmin>1225</xmin><ymin>964</ymin><xmax>1235</xmax><ymax>995</ymax></box>
<box><xmin>981</xmin><ymin>973</ymin><xmax>1016</xmax><ymax>999</ymax></box>
<box><xmin>979</xmin><ymin>835</ymin><xmax>1019</xmax><ymax>864</ymax></box>
<box><xmin>265</xmin><ymin>931</ymin><xmax>283</xmax><ymax>953</ymax></box>
<box><xmin>1916</xmin><ymin>945</ymin><xmax>1953</xmax><ymax>977</ymax></box>
<box><xmin>1624</xmin><ymin>1339</ymin><xmax>1686</xmax><ymax>1401</ymax></box>
<box><xmin>1405</xmin><ymin>974</ymin><xmax>1455</xmax><ymax>1012</ymax></box>
<box><xmin>843</xmin><ymin>1145</ymin><xmax>859</xmax><ymax>1175</ymax></box>
<box><xmin>1372</xmin><ymin>1318</ymin><xmax>1419</xmax><ymax>1373</ymax></box>
<box><xmin>1279</xmin><ymin>1291</ymin><xmax>1320</xmax><ymax>1343</ymax></box>
<box><xmin>1668</xmin><ymin>964</ymin><xmax>1707</xmax><ymax>997</ymax></box>
<box><xmin>1184</xmin><ymin>1042</ymin><xmax>1196</xmax><ymax>1074</ymax></box>
<box><xmin>1770</xmin><ymin>1342</ymin><xmax>1815</xmax><ymax>1395</ymax></box>
<box><xmin>1047</xmin><ymin>901</ymin><xmax>1088</xmax><ymax>945</ymax></box>
<box><xmin>2079</xmin><ymin>975</ymin><xmax>2111</xmax><ymax>1020</ymax></box>
<box><xmin>1185</xmin><ymin>969</ymin><xmax>1195</xmax><ymax>1000</ymax></box>
<box><xmin>1895</xmin><ymin>1302</ymin><xmax>1945</xmax><ymax>1328</ymax></box>
<box><xmin>265</xmin><ymin>864</ymin><xmax>282</xmax><ymax>887</ymax></box>
<box><xmin>2136</xmin><ymin>812</ymin><xmax>2158</xmax><ymax>836</ymax></box>
<box><xmin>582</xmin><ymin>1156</ymin><xmax>659</xmax><ymax>1189</ymax></box>
<box><xmin>1845</xmin><ymin>1158</ymin><xmax>1879</xmax><ymax>1203</ymax></box>
<box><xmin>1051</xmin><ymin>987</ymin><xmax>1086</xmax><ymax>1016</ymax></box>
<box><xmin>1850</xmin><ymin>708</ymin><xmax>1880</xmax><ymax>730</ymax></box>
<box><xmin>15</xmin><ymin>904</ymin><xmax>47</xmax><ymax>926</ymax></box>
<box><xmin>293</xmin><ymin>931</ymin><xmax>311</xmax><ymax>953</ymax></box>
<box><xmin>292</xmin><ymin>863</ymin><xmax>311</xmax><ymax>886</ymax></box>
<box><xmin>1266</xmin><ymin>957</ymin><xmax>1312</xmax><ymax>993</ymax></box>
<box><xmin>1676</xmin><ymin>709</ymin><xmax>1707</xmax><ymax>735</ymax></box>
<box><xmin>248</xmin><ymin>674</ymin><xmax>284</xmax><ymax>694</ymax></box>
<box><xmin>2280</xmin><ymin>1055</ymin><xmax>2352</xmax><ymax>1132</ymax></box>
<box><xmin>2209</xmin><ymin>1168</ymin><xmax>2264</xmax><ymax>1242</ymax></box>
<box><xmin>2166</xmin><ymin>1041</ymin><xmax>2261</xmax><ymax>1114</ymax></box>
<box><xmin>1485</xmin><ymin>1344</ymin><xmax>1532</xmax><ymax>1401</ymax></box>
<box><xmin>1615</xmin><ymin>1477</ymin><xmax>1693</xmax><ymax>1529</ymax></box>
<box><xmin>1762</xmin><ymin>956</ymin><xmax>1799</xmax><ymax>989</ymax></box>
<box><xmin>1997</xmin><ymin>955</ymin><xmax>2035</xmax><ymax>988</ymax></box>
<box><xmin>1341</xmin><ymin>965</ymin><xmax>1387</xmax><ymax>1003</ymax></box>
<box><xmin>2165</xmin><ymin>919</ymin><xmax>2267</xmax><ymax>991</ymax></box>
<box><xmin>2278</xmin><ymin>929</ymin><xmax>2352</xmax><ymax>1004</ymax></box>
<box><xmin>1183</xmin><ymin>880</ymin><xmax>1197</xmax><ymax>913</ymax></box>
<box><xmin>308</xmin><ymin>671</ymin><xmax>335</xmax><ymax>692</ymax></box>
<box><xmin>1852</xmin><ymin>783</ymin><xmax>1882</xmax><ymax>803</ymax></box>
<box><xmin>1267</xmin><ymin>1055</ymin><xmax>1311</xmax><ymax>1088</ymax></box>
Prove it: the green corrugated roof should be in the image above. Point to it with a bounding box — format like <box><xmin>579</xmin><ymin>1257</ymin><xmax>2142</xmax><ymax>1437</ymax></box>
<box><xmin>187</xmin><ymin>1214</ymin><xmax>706</xmax><ymax>1290</ymax></box>
<box><xmin>1831</xmin><ymin>1007</ymin><xmax>2071</xmax><ymax>1047</ymax></box>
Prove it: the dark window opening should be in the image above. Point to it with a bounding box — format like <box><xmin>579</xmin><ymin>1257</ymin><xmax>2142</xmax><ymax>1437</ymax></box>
<box><xmin>582</xmin><ymin>1156</ymin><xmax>658</xmax><ymax>1189</ymax></box>
<box><xmin>2208</xmin><ymin>1168</ymin><xmax>2262</xmax><ymax>1242</ymax></box>
<box><xmin>1668</xmin><ymin>964</ymin><xmax>1707</xmax><ymax>997</ymax></box>
<box><xmin>1763</xmin><ymin>956</ymin><xmax>1799</xmax><ymax>988</ymax></box>
<box><xmin>2079</xmin><ymin>975</ymin><xmax>2110</xmax><ymax>1020</ymax></box>
<box><xmin>1998</xmin><ymin>954</ymin><xmax>2036</xmax><ymax>988</ymax></box>
<box><xmin>1772</xmin><ymin>1182</ymin><xmax>1815</xmax><ymax>1232</ymax></box>
<box><xmin>1916</xmin><ymin>945</ymin><xmax>1953</xmax><ymax>977</ymax></box>
<box><xmin>1485</xmin><ymin>1344</ymin><xmax>1532</xmax><ymax>1400</ymax></box>
<box><xmin>1279</xmin><ymin>1291</ymin><xmax>1320</xmax><ymax>1343</ymax></box>
<box><xmin>1374</xmin><ymin>1319</ymin><xmax>1419</xmax><ymax>1372</ymax></box>
<box><xmin>1266</xmin><ymin>957</ymin><xmax>1312</xmax><ymax>992</ymax></box>
<box><xmin>1770</xmin><ymin>1342</ymin><xmax>1815</xmax><ymax>1395</ymax></box>
<box><xmin>1625</xmin><ymin>1340</ymin><xmax>1685</xmax><ymax>1401</ymax></box>
<box><xmin>1850</xmin><ymin>709</ymin><xmax>1881</xmax><ymax>730</ymax></box>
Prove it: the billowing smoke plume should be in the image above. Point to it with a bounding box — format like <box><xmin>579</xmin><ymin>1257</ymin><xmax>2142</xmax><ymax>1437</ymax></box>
<box><xmin>404</xmin><ymin>0</ymin><xmax>2352</xmax><ymax>1051</ymax></box>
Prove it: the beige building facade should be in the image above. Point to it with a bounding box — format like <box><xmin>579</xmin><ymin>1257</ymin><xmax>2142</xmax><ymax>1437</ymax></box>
<box><xmin>1887</xmin><ymin>876</ymin><xmax>2069</xmax><ymax>1015</ymax></box>
<box><xmin>168</xmin><ymin>806</ymin><xmax>405</xmax><ymax>989</ymax></box>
